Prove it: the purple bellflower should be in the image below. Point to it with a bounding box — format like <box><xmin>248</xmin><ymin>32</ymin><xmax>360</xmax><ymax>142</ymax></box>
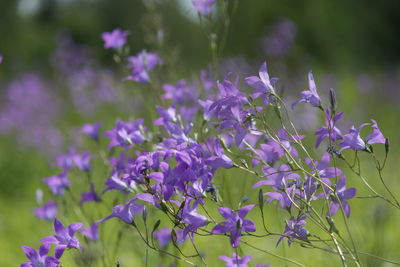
<box><xmin>33</xmin><ymin>200</ymin><xmax>57</xmax><ymax>221</ymax></box>
<box><xmin>314</xmin><ymin>109</ymin><xmax>343</xmax><ymax>148</ymax></box>
<box><xmin>126</xmin><ymin>50</ymin><xmax>161</xmax><ymax>83</ymax></box>
<box><xmin>42</xmin><ymin>172</ymin><xmax>70</xmax><ymax>196</ymax></box>
<box><xmin>80</xmin><ymin>183</ymin><xmax>101</xmax><ymax>204</ymax></box>
<box><xmin>80</xmin><ymin>223</ymin><xmax>99</xmax><ymax>241</ymax></box>
<box><xmin>81</xmin><ymin>122</ymin><xmax>101</xmax><ymax>141</ymax></box>
<box><xmin>366</xmin><ymin>119</ymin><xmax>385</xmax><ymax>145</ymax></box>
<box><xmin>212</xmin><ymin>205</ymin><xmax>256</xmax><ymax>248</ymax></box>
<box><xmin>245</xmin><ymin>62</ymin><xmax>277</xmax><ymax>106</ymax></box>
<box><xmin>154</xmin><ymin>227</ymin><xmax>172</xmax><ymax>247</ymax></box>
<box><xmin>304</xmin><ymin>152</ymin><xmax>343</xmax><ymax>178</ymax></box>
<box><xmin>277</xmin><ymin>215</ymin><xmax>308</xmax><ymax>246</ymax></box>
<box><xmin>339</xmin><ymin>123</ymin><xmax>369</xmax><ymax>152</ymax></box>
<box><xmin>97</xmin><ymin>198</ymin><xmax>144</xmax><ymax>224</ymax></box>
<box><xmin>104</xmin><ymin>119</ymin><xmax>146</xmax><ymax>149</ymax></box>
<box><xmin>292</xmin><ymin>71</ymin><xmax>322</xmax><ymax>109</ymax></box>
<box><xmin>20</xmin><ymin>244</ymin><xmax>60</xmax><ymax>267</ymax></box>
<box><xmin>101</xmin><ymin>28</ymin><xmax>129</xmax><ymax>50</ymax></box>
<box><xmin>328</xmin><ymin>176</ymin><xmax>356</xmax><ymax>217</ymax></box>
<box><xmin>219</xmin><ymin>253</ymin><xmax>252</xmax><ymax>267</ymax></box>
<box><xmin>192</xmin><ymin>0</ymin><xmax>216</xmax><ymax>16</ymax></box>
<box><xmin>41</xmin><ymin>218</ymin><xmax>83</xmax><ymax>259</ymax></box>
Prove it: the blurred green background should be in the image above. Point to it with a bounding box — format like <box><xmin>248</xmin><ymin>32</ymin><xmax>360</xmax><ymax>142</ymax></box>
<box><xmin>1</xmin><ymin>0</ymin><xmax>400</xmax><ymax>266</ymax></box>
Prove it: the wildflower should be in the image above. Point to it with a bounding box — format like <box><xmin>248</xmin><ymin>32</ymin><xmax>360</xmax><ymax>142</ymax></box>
<box><xmin>212</xmin><ymin>205</ymin><xmax>256</xmax><ymax>248</ymax></box>
<box><xmin>154</xmin><ymin>228</ymin><xmax>172</xmax><ymax>247</ymax></box>
<box><xmin>245</xmin><ymin>62</ymin><xmax>277</xmax><ymax>105</ymax></box>
<box><xmin>0</xmin><ymin>55</ymin><xmax>3</xmax><ymax>64</ymax></box>
<box><xmin>72</xmin><ymin>151</ymin><xmax>93</xmax><ymax>172</ymax></box>
<box><xmin>97</xmin><ymin>199</ymin><xmax>144</xmax><ymax>224</ymax></box>
<box><xmin>178</xmin><ymin>199</ymin><xmax>209</xmax><ymax>238</ymax></box>
<box><xmin>314</xmin><ymin>109</ymin><xmax>343</xmax><ymax>148</ymax></box>
<box><xmin>104</xmin><ymin>119</ymin><xmax>146</xmax><ymax>149</ymax></box>
<box><xmin>162</xmin><ymin>80</ymin><xmax>198</xmax><ymax>104</ymax></box>
<box><xmin>292</xmin><ymin>71</ymin><xmax>322</xmax><ymax>109</ymax></box>
<box><xmin>80</xmin><ymin>183</ymin><xmax>101</xmax><ymax>204</ymax></box>
<box><xmin>192</xmin><ymin>0</ymin><xmax>216</xmax><ymax>16</ymax></box>
<box><xmin>101</xmin><ymin>28</ymin><xmax>129</xmax><ymax>50</ymax></box>
<box><xmin>219</xmin><ymin>253</ymin><xmax>252</xmax><ymax>267</ymax></box>
<box><xmin>126</xmin><ymin>50</ymin><xmax>161</xmax><ymax>83</ymax></box>
<box><xmin>304</xmin><ymin>152</ymin><xmax>343</xmax><ymax>178</ymax></box>
<box><xmin>328</xmin><ymin>176</ymin><xmax>356</xmax><ymax>217</ymax></box>
<box><xmin>366</xmin><ymin>119</ymin><xmax>385</xmax><ymax>145</ymax></box>
<box><xmin>41</xmin><ymin>218</ymin><xmax>83</xmax><ymax>259</ymax></box>
<box><xmin>33</xmin><ymin>201</ymin><xmax>57</xmax><ymax>221</ymax></box>
<box><xmin>80</xmin><ymin>223</ymin><xmax>99</xmax><ymax>241</ymax></box>
<box><xmin>20</xmin><ymin>244</ymin><xmax>60</xmax><ymax>267</ymax></box>
<box><xmin>277</xmin><ymin>215</ymin><xmax>308</xmax><ymax>246</ymax></box>
<box><xmin>339</xmin><ymin>123</ymin><xmax>369</xmax><ymax>152</ymax></box>
<box><xmin>81</xmin><ymin>122</ymin><xmax>101</xmax><ymax>141</ymax></box>
<box><xmin>42</xmin><ymin>172</ymin><xmax>70</xmax><ymax>196</ymax></box>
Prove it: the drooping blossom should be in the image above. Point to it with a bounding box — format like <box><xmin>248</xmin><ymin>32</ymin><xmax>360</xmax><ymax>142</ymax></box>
<box><xmin>304</xmin><ymin>152</ymin><xmax>343</xmax><ymax>178</ymax></box>
<box><xmin>80</xmin><ymin>223</ymin><xmax>99</xmax><ymax>241</ymax></box>
<box><xmin>101</xmin><ymin>28</ymin><xmax>129</xmax><ymax>50</ymax></box>
<box><xmin>178</xmin><ymin>199</ymin><xmax>209</xmax><ymax>238</ymax></box>
<box><xmin>81</xmin><ymin>122</ymin><xmax>101</xmax><ymax>141</ymax></box>
<box><xmin>339</xmin><ymin>124</ymin><xmax>369</xmax><ymax>152</ymax></box>
<box><xmin>366</xmin><ymin>119</ymin><xmax>385</xmax><ymax>145</ymax></box>
<box><xmin>33</xmin><ymin>201</ymin><xmax>57</xmax><ymax>221</ymax></box>
<box><xmin>245</xmin><ymin>62</ymin><xmax>277</xmax><ymax>105</ymax></box>
<box><xmin>97</xmin><ymin>199</ymin><xmax>144</xmax><ymax>224</ymax></box>
<box><xmin>314</xmin><ymin>109</ymin><xmax>343</xmax><ymax>148</ymax></box>
<box><xmin>41</xmin><ymin>218</ymin><xmax>83</xmax><ymax>259</ymax></box>
<box><xmin>219</xmin><ymin>253</ymin><xmax>252</xmax><ymax>267</ymax></box>
<box><xmin>154</xmin><ymin>228</ymin><xmax>172</xmax><ymax>247</ymax></box>
<box><xmin>292</xmin><ymin>71</ymin><xmax>322</xmax><ymax>109</ymax></box>
<box><xmin>212</xmin><ymin>205</ymin><xmax>256</xmax><ymax>248</ymax></box>
<box><xmin>192</xmin><ymin>0</ymin><xmax>216</xmax><ymax>16</ymax></box>
<box><xmin>42</xmin><ymin>172</ymin><xmax>70</xmax><ymax>196</ymax></box>
<box><xmin>80</xmin><ymin>183</ymin><xmax>101</xmax><ymax>204</ymax></box>
<box><xmin>126</xmin><ymin>50</ymin><xmax>161</xmax><ymax>83</ymax></box>
<box><xmin>20</xmin><ymin>244</ymin><xmax>60</xmax><ymax>267</ymax></box>
<box><xmin>277</xmin><ymin>215</ymin><xmax>308</xmax><ymax>246</ymax></box>
<box><xmin>328</xmin><ymin>176</ymin><xmax>356</xmax><ymax>217</ymax></box>
<box><xmin>104</xmin><ymin>119</ymin><xmax>146</xmax><ymax>149</ymax></box>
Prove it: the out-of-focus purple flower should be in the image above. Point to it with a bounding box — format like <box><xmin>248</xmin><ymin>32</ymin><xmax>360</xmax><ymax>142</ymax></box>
<box><xmin>103</xmin><ymin>172</ymin><xmax>137</xmax><ymax>193</ymax></box>
<box><xmin>101</xmin><ymin>28</ymin><xmax>130</xmax><ymax>50</ymax></box>
<box><xmin>42</xmin><ymin>172</ymin><xmax>70</xmax><ymax>196</ymax></box>
<box><xmin>315</xmin><ymin>109</ymin><xmax>343</xmax><ymax>148</ymax></box>
<box><xmin>154</xmin><ymin>227</ymin><xmax>172</xmax><ymax>247</ymax></box>
<box><xmin>33</xmin><ymin>201</ymin><xmax>57</xmax><ymax>221</ymax></box>
<box><xmin>192</xmin><ymin>0</ymin><xmax>216</xmax><ymax>16</ymax></box>
<box><xmin>162</xmin><ymin>80</ymin><xmax>199</xmax><ymax>104</ymax></box>
<box><xmin>104</xmin><ymin>119</ymin><xmax>146</xmax><ymax>149</ymax></box>
<box><xmin>126</xmin><ymin>50</ymin><xmax>161</xmax><ymax>83</ymax></box>
<box><xmin>366</xmin><ymin>119</ymin><xmax>385</xmax><ymax>145</ymax></box>
<box><xmin>245</xmin><ymin>62</ymin><xmax>277</xmax><ymax>106</ymax></box>
<box><xmin>80</xmin><ymin>184</ymin><xmax>101</xmax><ymax>204</ymax></box>
<box><xmin>97</xmin><ymin>199</ymin><xmax>144</xmax><ymax>224</ymax></box>
<box><xmin>339</xmin><ymin>123</ymin><xmax>369</xmax><ymax>152</ymax></box>
<box><xmin>304</xmin><ymin>152</ymin><xmax>343</xmax><ymax>178</ymax></box>
<box><xmin>212</xmin><ymin>205</ymin><xmax>256</xmax><ymax>248</ymax></box>
<box><xmin>219</xmin><ymin>253</ymin><xmax>252</xmax><ymax>267</ymax></box>
<box><xmin>20</xmin><ymin>244</ymin><xmax>60</xmax><ymax>267</ymax></box>
<box><xmin>177</xmin><ymin>199</ymin><xmax>209</xmax><ymax>238</ymax></box>
<box><xmin>41</xmin><ymin>218</ymin><xmax>82</xmax><ymax>259</ymax></box>
<box><xmin>72</xmin><ymin>151</ymin><xmax>93</xmax><ymax>172</ymax></box>
<box><xmin>200</xmin><ymin>69</ymin><xmax>214</xmax><ymax>91</ymax></box>
<box><xmin>80</xmin><ymin>223</ymin><xmax>99</xmax><ymax>241</ymax></box>
<box><xmin>82</xmin><ymin>122</ymin><xmax>101</xmax><ymax>141</ymax></box>
<box><xmin>253</xmin><ymin>165</ymin><xmax>300</xmax><ymax>190</ymax></box>
<box><xmin>277</xmin><ymin>215</ymin><xmax>308</xmax><ymax>246</ymax></box>
<box><xmin>0</xmin><ymin>55</ymin><xmax>3</xmax><ymax>64</ymax></box>
<box><xmin>262</xmin><ymin>19</ymin><xmax>297</xmax><ymax>57</ymax></box>
<box><xmin>328</xmin><ymin>176</ymin><xmax>356</xmax><ymax>217</ymax></box>
<box><xmin>292</xmin><ymin>71</ymin><xmax>322</xmax><ymax>109</ymax></box>
<box><xmin>252</xmin><ymin>140</ymin><xmax>284</xmax><ymax>166</ymax></box>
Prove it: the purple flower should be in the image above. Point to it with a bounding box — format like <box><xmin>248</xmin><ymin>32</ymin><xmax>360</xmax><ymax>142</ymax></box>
<box><xmin>0</xmin><ymin>55</ymin><xmax>3</xmax><ymax>64</ymax></box>
<box><xmin>200</xmin><ymin>69</ymin><xmax>214</xmax><ymax>91</ymax></box>
<box><xmin>80</xmin><ymin>184</ymin><xmax>101</xmax><ymax>204</ymax></box>
<box><xmin>253</xmin><ymin>165</ymin><xmax>300</xmax><ymax>190</ymax></box>
<box><xmin>162</xmin><ymin>80</ymin><xmax>198</xmax><ymax>104</ymax></box>
<box><xmin>42</xmin><ymin>172</ymin><xmax>70</xmax><ymax>196</ymax></box>
<box><xmin>212</xmin><ymin>205</ymin><xmax>256</xmax><ymax>248</ymax></box>
<box><xmin>154</xmin><ymin>227</ymin><xmax>172</xmax><ymax>247</ymax></box>
<box><xmin>339</xmin><ymin>123</ymin><xmax>369</xmax><ymax>152</ymax></box>
<box><xmin>245</xmin><ymin>62</ymin><xmax>277</xmax><ymax>105</ymax></box>
<box><xmin>292</xmin><ymin>71</ymin><xmax>322</xmax><ymax>109</ymax></box>
<box><xmin>126</xmin><ymin>50</ymin><xmax>161</xmax><ymax>83</ymax></box>
<box><xmin>72</xmin><ymin>151</ymin><xmax>93</xmax><ymax>172</ymax></box>
<box><xmin>104</xmin><ymin>119</ymin><xmax>146</xmax><ymax>149</ymax></box>
<box><xmin>20</xmin><ymin>244</ymin><xmax>60</xmax><ymax>267</ymax></box>
<box><xmin>101</xmin><ymin>28</ymin><xmax>129</xmax><ymax>50</ymax></box>
<box><xmin>97</xmin><ymin>198</ymin><xmax>144</xmax><ymax>224</ymax></box>
<box><xmin>328</xmin><ymin>176</ymin><xmax>356</xmax><ymax>217</ymax></box>
<box><xmin>178</xmin><ymin>199</ymin><xmax>209</xmax><ymax>238</ymax></box>
<box><xmin>219</xmin><ymin>253</ymin><xmax>252</xmax><ymax>267</ymax></box>
<box><xmin>81</xmin><ymin>122</ymin><xmax>101</xmax><ymax>141</ymax></box>
<box><xmin>80</xmin><ymin>223</ymin><xmax>99</xmax><ymax>241</ymax></box>
<box><xmin>277</xmin><ymin>215</ymin><xmax>308</xmax><ymax>246</ymax></box>
<box><xmin>366</xmin><ymin>119</ymin><xmax>385</xmax><ymax>145</ymax></box>
<box><xmin>33</xmin><ymin>201</ymin><xmax>57</xmax><ymax>221</ymax></box>
<box><xmin>40</xmin><ymin>218</ymin><xmax>83</xmax><ymax>259</ymax></box>
<box><xmin>304</xmin><ymin>152</ymin><xmax>343</xmax><ymax>178</ymax></box>
<box><xmin>314</xmin><ymin>110</ymin><xmax>343</xmax><ymax>148</ymax></box>
<box><xmin>192</xmin><ymin>0</ymin><xmax>216</xmax><ymax>16</ymax></box>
